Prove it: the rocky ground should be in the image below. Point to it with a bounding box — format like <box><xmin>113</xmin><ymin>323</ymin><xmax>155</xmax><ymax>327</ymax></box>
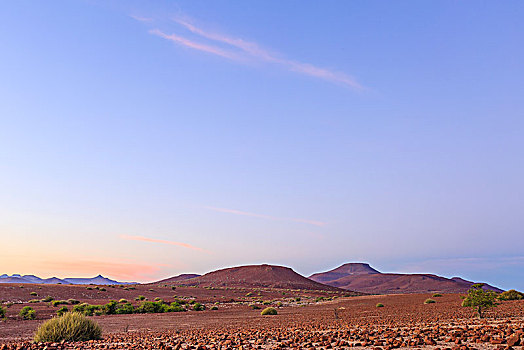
<box><xmin>1</xmin><ymin>284</ymin><xmax>523</xmax><ymax>349</ymax></box>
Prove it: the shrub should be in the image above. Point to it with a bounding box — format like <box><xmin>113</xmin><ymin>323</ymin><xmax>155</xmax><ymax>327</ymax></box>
<box><xmin>34</xmin><ymin>312</ymin><xmax>102</xmax><ymax>342</ymax></box>
<box><xmin>118</xmin><ymin>299</ymin><xmax>128</xmax><ymax>304</ymax></box>
<box><xmin>262</xmin><ymin>300</ymin><xmax>271</xmax><ymax>305</ymax></box>
<box><xmin>211</xmin><ymin>306</ymin><xmax>218</xmax><ymax>310</ymax></box>
<box><xmin>41</xmin><ymin>296</ymin><xmax>54</xmax><ymax>303</ymax></box>
<box><xmin>193</xmin><ymin>303</ymin><xmax>205</xmax><ymax>311</ymax></box>
<box><xmin>136</xmin><ymin>295</ymin><xmax>146</xmax><ymax>301</ymax></box>
<box><xmin>115</xmin><ymin>302</ymin><xmax>135</xmax><ymax>314</ymax></box>
<box><xmin>498</xmin><ymin>290</ymin><xmax>524</xmax><ymax>301</ymax></box>
<box><xmin>136</xmin><ymin>301</ymin><xmax>164</xmax><ymax>314</ymax></box>
<box><xmin>30</xmin><ymin>292</ymin><xmax>37</xmax><ymax>296</ymax></box>
<box><xmin>0</xmin><ymin>306</ymin><xmax>6</xmax><ymax>319</ymax></box>
<box><xmin>424</xmin><ymin>299</ymin><xmax>436</xmax><ymax>304</ymax></box>
<box><xmin>276</xmin><ymin>302</ymin><xmax>283</xmax><ymax>307</ymax></box>
<box><xmin>19</xmin><ymin>306</ymin><xmax>36</xmax><ymax>320</ymax></box>
<box><xmin>52</xmin><ymin>300</ymin><xmax>69</xmax><ymax>307</ymax></box>
<box><xmin>56</xmin><ymin>307</ymin><xmax>68</xmax><ymax>316</ymax></box>
<box><xmin>245</xmin><ymin>292</ymin><xmax>253</xmax><ymax>297</ymax></box>
<box><xmin>376</xmin><ymin>303</ymin><xmax>384</xmax><ymax>307</ymax></box>
<box><xmin>99</xmin><ymin>288</ymin><xmax>106</xmax><ymax>292</ymax></box>
<box><xmin>29</xmin><ymin>299</ymin><xmax>40</xmax><ymax>303</ymax></box>
<box><xmin>250</xmin><ymin>304</ymin><xmax>261</xmax><ymax>310</ymax></box>
<box><xmin>171</xmin><ymin>286</ymin><xmax>176</xmax><ymax>290</ymax></box>
<box><xmin>67</xmin><ymin>299</ymin><xmax>80</xmax><ymax>305</ymax></box>
<box><xmin>432</xmin><ymin>293</ymin><xmax>443</xmax><ymax>297</ymax></box>
<box><xmin>103</xmin><ymin>301</ymin><xmax>118</xmax><ymax>315</ymax></box>
<box><xmin>261</xmin><ymin>307</ymin><xmax>277</xmax><ymax>316</ymax></box>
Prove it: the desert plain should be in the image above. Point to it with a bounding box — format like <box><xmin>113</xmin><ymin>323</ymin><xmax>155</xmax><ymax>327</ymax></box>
<box><xmin>1</xmin><ymin>281</ymin><xmax>523</xmax><ymax>350</ymax></box>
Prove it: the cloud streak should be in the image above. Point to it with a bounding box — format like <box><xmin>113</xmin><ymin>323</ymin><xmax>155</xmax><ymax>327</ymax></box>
<box><xmin>120</xmin><ymin>234</ymin><xmax>208</xmax><ymax>253</ymax></box>
<box><xmin>143</xmin><ymin>16</ymin><xmax>362</xmax><ymax>89</ymax></box>
<box><xmin>175</xmin><ymin>19</ymin><xmax>362</xmax><ymax>89</ymax></box>
<box><xmin>204</xmin><ymin>206</ymin><xmax>326</xmax><ymax>227</ymax></box>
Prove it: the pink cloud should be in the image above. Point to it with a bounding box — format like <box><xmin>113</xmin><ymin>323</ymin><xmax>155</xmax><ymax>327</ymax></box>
<box><xmin>149</xmin><ymin>29</ymin><xmax>242</xmax><ymax>61</ymax></box>
<box><xmin>174</xmin><ymin>18</ymin><xmax>363</xmax><ymax>89</ymax></box>
<box><xmin>120</xmin><ymin>234</ymin><xmax>208</xmax><ymax>253</ymax></box>
<box><xmin>203</xmin><ymin>206</ymin><xmax>326</xmax><ymax>227</ymax></box>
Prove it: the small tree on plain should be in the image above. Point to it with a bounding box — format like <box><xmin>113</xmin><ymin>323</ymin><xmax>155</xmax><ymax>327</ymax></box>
<box><xmin>462</xmin><ymin>283</ymin><xmax>499</xmax><ymax>318</ymax></box>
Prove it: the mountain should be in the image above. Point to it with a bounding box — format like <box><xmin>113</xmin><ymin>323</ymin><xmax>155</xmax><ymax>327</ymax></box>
<box><xmin>0</xmin><ymin>274</ymin><xmax>126</xmax><ymax>285</ymax></box>
<box><xmin>169</xmin><ymin>264</ymin><xmax>354</xmax><ymax>292</ymax></box>
<box><xmin>309</xmin><ymin>263</ymin><xmax>380</xmax><ymax>284</ymax></box>
<box><xmin>63</xmin><ymin>275</ymin><xmax>126</xmax><ymax>285</ymax></box>
<box><xmin>156</xmin><ymin>274</ymin><xmax>201</xmax><ymax>284</ymax></box>
<box><xmin>309</xmin><ymin>263</ymin><xmax>503</xmax><ymax>294</ymax></box>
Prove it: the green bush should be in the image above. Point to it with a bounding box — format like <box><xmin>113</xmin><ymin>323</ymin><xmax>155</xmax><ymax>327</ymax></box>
<box><xmin>136</xmin><ymin>301</ymin><xmax>164</xmax><ymax>314</ymax></box>
<box><xmin>67</xmin><ymin>299</ymin><xmax>80</xmax><ymax>305</ymax></box>
<box><xmin>193</xmin><ymin>303</ymin><xmax>205</xmax><ymax>311</ymax></box>
<box><xmin>432</xmin><ymin>293</ymin><xmax>443</xmax><ymax>297</ymax></box>
<box><xmin>0</xmin><ymin>306</ymin><xmax>6</xmax><ymax>319</ymax></box>
<box><xmin>19</xmin><ymin>306</ymin><xmax>36</xmax><ymax>320</ymax></box>
<box><xmin>260</xmin><ymin>307</ymin><xmax>277</xmax><ymax>316</ymax></box>
<box><xmin>34</xmin><ymin>312</ymin><xmax>102</xmax><ymax>342</ymax></box>
<box><xmin>250</xmin><ymin>304</ymin><xmax>261</xmax><ymax>310</ymax></box>
<box><xmin>118</xmin><ymin>299</ymin><xmax>128</xmax><ymax>304</ymax></box>
<box><xmin>115</xmin><ymin>302</ymin><xmax>135</xmax><ymax>314</ymax></box>
<box><xmin>29</xmin><ymin>299</ymin><xmax>40</xmax><ymax>303</ymax></box>
<box><xmin>498</xmin><ymin>290</ymin><xmax>524</xmax><ymax>301</ymax></box>
<box><xmin>424</xmin><ymin>299</ymin><xmax>436</xmax><ymax>304</ymax></box>
<box><xmin>376</xmin><ymin>303</ymin><xmax>384</xmax><ymax>307</ymax></box>
<box><xmin>136</xmin><ymin>295</ymin><xmax>146</xmax><ymax>301</ymax></box>
<box><xmin>211</xmin><ymin>306</ymin><xmax>218</xmax><ymax>310</ymax></box>
<box><xmin>56</xmin><ymin>306</ymin><xmax>68</xmax><ymax>316</ymax></box>
<box><xmin>30</xmin><ymin>292</ymin><xmax>37</xmax><ymax>296</ymax></box>
<box><xmin>52</xmin><ymin>300</ymin><xmax>69</xmax><ymax>307</ymax></box>
<box><xmin>41</xmin><ymin>296</ymin><xmax>54</xmax><ymax>302</ymax></box>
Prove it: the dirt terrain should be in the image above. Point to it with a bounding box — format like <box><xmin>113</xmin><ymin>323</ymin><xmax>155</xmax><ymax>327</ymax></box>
<box><xmin>310</xmin><ymin>263</ymin><xmax>503</xmax><ymax>294</ymax></box>
<box><xmin>1</xmin><ymin>283</ymin><xmax>523</xmax><ymax>350</ymax></box>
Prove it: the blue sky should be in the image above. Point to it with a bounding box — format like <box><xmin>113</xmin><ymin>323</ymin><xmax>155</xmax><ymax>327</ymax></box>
<box><xmin>1</xmin><ymin>1</ymin><xmax>523</xmax><ymax>290</ymax></box>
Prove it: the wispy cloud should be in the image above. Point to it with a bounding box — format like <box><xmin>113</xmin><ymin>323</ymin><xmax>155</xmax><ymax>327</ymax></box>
<box><xmin>129</xmin><ymin>14</ymin><xmax>153</xmax><ymax>23</ymax></box>
<box><xmin>203</xmin><ymin>206</ymin><xmax>326</xmax><ymax>227</ymax></box>
<box><xmin>149</xmin><ymin>29</ymin><xmax>243</xmax><ymax>61</ymax></box>
<box><xmin>175</xmin><ymin>19</ymin><xmax>363</xmax><ymax>89</ymax></box>
<box><xmin>139</xmin><ymin>15</ymin><xmax>363</xmax><ymax>89</ymax></box>
<box><xmin>120</xmin><ymin>234</ymin><xmax>208</xmax><ymax>253</ymax></box>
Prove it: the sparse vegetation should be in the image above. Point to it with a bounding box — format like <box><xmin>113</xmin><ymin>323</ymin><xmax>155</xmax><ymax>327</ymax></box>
<box><xmin>432</xmin><ymin>293</ymin><xmax>443</xmax><ymax>297</ymax></box>
<box><xmin>56</xmin><ymin>306</ymin><xmax>68</xmax><ymax>316</ymax></box>
<box><xmin>261</xmin><ymin>307</ymin><xmax>277</xmax><ymax>316</ymax></box>
<box><xmin>376</xmin><ymin>303</ymin><xmax>384</xmax><ymax>307</ymax></box>
<box><xmin>424</xmin><ymin>299</ymin><xmax>436</xmax><ymax>304</ymax></box>
<box><xmin>19</xmin><ymin>306</ymin><xmax>36</xmax><ymax>320</ymax></box>
<box><xmin>52</xmin><ymin>300</ymin><xmax>69</xmax><ymax>307</ymax></box>
<box><xmin>67</xmin><ymin>299</ymin><xmax>80</xmax><ymax>305</ymax></box>
<box><xmin>193</xmin><ymin>303</ymin><xmax>205</xmax><ymax>311</ymax></box>
<box><xmin>0</xmin><ymin>306</ymin><xmax>6</xmax><ymax>320</ymax></box>
<box><xmin>498</xmin><ymin>289</ymin><xmax>524</xmax><ymax>301</ymax></box>
<box><xmin>41</xmin><ymin>296</ymin><xmax>54</xmax><ymax>302</ymax></box>
<box><xmin>462</xmin><ymin>284</ymin><xmax>499</xmax><ymax>318</ymax></box>
<box><xmin>34</xmin><ymin>312</ymin><xmax>102</xmax><ymax>342</ymax></box>
<box><xmin>30</xmin><ymin>292</ymin><xmax>37</xmax><ymax>296</ymax></box>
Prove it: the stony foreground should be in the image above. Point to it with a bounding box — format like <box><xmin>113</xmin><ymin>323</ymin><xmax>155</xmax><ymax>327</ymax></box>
<box><xmin>1</xmin><ymin>289</ymin><xmax>523</xmax><ymax>350</ymax></box>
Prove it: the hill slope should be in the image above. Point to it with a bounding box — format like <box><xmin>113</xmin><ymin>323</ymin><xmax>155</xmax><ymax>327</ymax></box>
<box><xmin>156</xmin><ymin>274</ymin><xmax>201</xmax><ymax>284</ymax></box>
<box><xmin>309</xmin><ymin>263</ymin><xmax>503</xmax><ymax>294</ymax></box>
<box><xmin>167</xmin><ymin>264</ymin><xmax>351</xmax><ymax>292</ymax></box>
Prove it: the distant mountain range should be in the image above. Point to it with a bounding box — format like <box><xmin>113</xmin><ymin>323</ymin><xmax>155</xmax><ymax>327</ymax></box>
<box><xmin>0</xmin><ymin>274</ymin><xmax>128</xmax><ymax>285</ymax></box>
<box><xmin>309</xmin><ymin>263</ymin><xmax>503</xmax><ymax>294</ymax></box>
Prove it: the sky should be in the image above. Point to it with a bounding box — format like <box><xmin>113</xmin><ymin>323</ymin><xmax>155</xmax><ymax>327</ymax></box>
<box><xmin>0</xmin><ymin>1</ymin><xmax>523</xmax><ymax>290</ymax></box>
